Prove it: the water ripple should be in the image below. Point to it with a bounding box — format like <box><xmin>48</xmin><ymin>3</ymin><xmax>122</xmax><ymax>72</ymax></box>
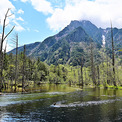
<box><xmin>51</xmin><ymin>98</ymin><xmax>122</xmax><ymax>108</ymax></box>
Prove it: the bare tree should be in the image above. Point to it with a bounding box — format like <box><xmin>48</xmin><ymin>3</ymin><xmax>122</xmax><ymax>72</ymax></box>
<box><xmin>1</xmin><ymin>43</ymin><xmax>7</xmax><ymax>89</ymax></box>
<box><xmin>111</xmin><ymin>22</ymin><xmax>116</xmax><ymax>86</ymax></box>
<box><xmin>22</xmin><ymin>45</ymin><xmax>26</xmax><ymax>93</ymax></box>
<box><xmin>97</xmin><ymin>65</ymin><xmax>100</xmax><ymax>86</ymax></box>
<box><xmin>90</xmin><ymin>42</ymin><xmax>96</xmax><ymax>86</ymax></box>
<box><xmin>14</xmin><ymin>34</ymin><xmax>18</xmax><ymax>92</ymax></box>
<box><xmin>0</xmin><ymin>8</ymin><xmax>15</xmax><ymax>91</ymax></box>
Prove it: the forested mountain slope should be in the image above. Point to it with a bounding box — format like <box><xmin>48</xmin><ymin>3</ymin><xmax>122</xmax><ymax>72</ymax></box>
<box><xmin>9</xmin><ymin>20</ymin><xmax>122</xmax><ymax>65</ymax></box>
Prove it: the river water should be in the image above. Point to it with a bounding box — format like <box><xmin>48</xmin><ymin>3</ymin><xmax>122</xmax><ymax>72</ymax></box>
<box><xmin>0</xmin><ymin>84</ymin><xmax>122</xmax><ymax>122</ymax></box>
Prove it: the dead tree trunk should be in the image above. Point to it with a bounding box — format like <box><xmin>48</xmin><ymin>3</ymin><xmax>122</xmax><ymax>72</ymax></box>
<box><xmin>78</xmin><ymin>69</ymin><xmax>80</xmax><ymax>85</ymax></box>
<box><xmin>111</xmin><ymin>22</ymin><xmax>116</xmax><ymax>86</ymax></box>
<box><xmin>90</xmin><ymin>42</ymin><xmax>96</xmax><ymax>86</ymax></box>
<box><xmin>14</xmin><ymin>34</ymin><xmax>18</xmax><ymax>92</ymax></box>
<box><xmin>1</xmin><ymin>43</ymin><xmax>7</xmax><ymax>89</ymax></box>
<box><xmin>84</xmin><ymin>68</ymin><xmax>87</xmax><ymax>85</ymax></box>
<box><xmin>22</xmin><ymin>45</ymin><xmax>26</xmax><ymax>93</ymax></box>
<box><xmin>97</xmin><ymin>65</ymin><xmax>100</xmax><ymax>86</ymax></box>
<box><xmin>106</xmin><ymin>55</ymin><xmax>110</xmax><ymax>85</ymax></box>
<box><xmin>81</xmin><ymin>56</ymin><xmax>84</xmax><ymax>86</ymax></box>
<box><xmin>0</xmin><ymin>8</ymin><xmax>15</xmax><ymax>91</ymax></box>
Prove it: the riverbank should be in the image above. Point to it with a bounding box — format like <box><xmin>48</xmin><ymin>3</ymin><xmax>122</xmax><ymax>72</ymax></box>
<box><xmin>0</xmin><ymin>83</ymin><xmax>122</xmax><ymax>94</ymax></box>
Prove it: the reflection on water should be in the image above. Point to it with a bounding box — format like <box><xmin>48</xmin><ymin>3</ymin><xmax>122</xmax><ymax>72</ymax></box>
<box><xmin>0</xmin><ymin>84</ymin><xmax>122</xmax><ymax>122</ymax></box>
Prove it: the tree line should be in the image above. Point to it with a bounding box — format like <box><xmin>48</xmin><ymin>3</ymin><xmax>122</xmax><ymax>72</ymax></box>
<box><xmin>0</xmin><ymin>44</ymin><xmax>121</xmax><ymax>92</ymax></box>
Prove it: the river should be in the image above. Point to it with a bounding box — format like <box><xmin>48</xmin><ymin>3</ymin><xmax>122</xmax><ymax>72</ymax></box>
<box><xmin>0</xmin><ymin>84</ymin><xmax>122</xmax><ymax>122</ymax></box>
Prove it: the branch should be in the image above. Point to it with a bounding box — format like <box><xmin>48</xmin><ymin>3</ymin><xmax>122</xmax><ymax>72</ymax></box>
<box><xmin>3</xmin><ymin>26</ymin><xmax>15</xmax><ymax>41</ymax></box>
<box><xmin>7</xmin><ymin>13</ymin><xmax>14</xmax><ymax>17</ymax></box>
<box><xmin>5</xmin><ymin>8</ymin><xmax>11</xmax><ymax>17</ymax></box>
<box><xmin>1</xmin><ymin>8</ymin><xmax>11</xmax><ymax>47</ymax></box>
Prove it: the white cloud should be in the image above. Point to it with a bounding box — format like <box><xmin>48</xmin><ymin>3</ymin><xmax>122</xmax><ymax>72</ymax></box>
<box><xmin>16</xmin><ymin>17</ymin><xmax>24</xmax><ymax>21</ymax></box>
<box><xmin>34</xmin><ymin>29</ymin><xmax>39</xmax><ymax>32</ymax></box>
<box><xmin>0</xmin><ymin>0</ymin><xmax>25</xmax><ymax>33</ymax></box>
<box><xmin>20</xmin><ymin>0</ymin><xmax>29</xmax><ymax>3</ymax></box>
<box><xmin>0</xmin><ymin>0</ymin><xmax>15</xmax><ymax>25</ymax></box>
<box><xmin>17</xmin><ymin>9</ymin><xmax>24</xmax><ymax>14</ymax></box>
<box><xmin>30</xmin><ymin>0</ymin><xmax>54</xmax><ymax>14</ymax></box>
<box><xmin>13</xmin><ymin>20</ymin><xmax>25</xmax><ymax>32</ymax></box>
<box><xmin>15</xmin><ymin>25</ymin><xmax>25</xmax><ymax>32</ymax></box>
<box><xmin>4</xmin><ymin>41</ymin><xmax>13</xmax><ymax>52</ymax></box>
<box><xmin>47</xmin><ymin>0</ymin><xmax>122</xmax><ymax>31</ymax></box>
<box><xmin>48</xmin><ymin>0</ymin><xmax>65</xmax><ymax>9</ymax></box>
<box><xmin>0</xmin><ymin>34</ymin><xmax>13</xmax><ymax>52</ymax></box>
<box><xmin>27</xmin><ymin>28</ymin><xmax>30</xmax><ymax>31</ymax></box>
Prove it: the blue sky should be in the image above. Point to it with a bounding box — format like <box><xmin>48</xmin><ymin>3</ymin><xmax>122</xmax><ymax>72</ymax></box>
<box><xmin>6</xmin><ymin>0</ymin><xmax>60</xmax><ymax>49</ymax></box>
<box><xmin>0</xmin><ymin>0</ymin><xmax>122</xmax><ymax>51</ymax></box>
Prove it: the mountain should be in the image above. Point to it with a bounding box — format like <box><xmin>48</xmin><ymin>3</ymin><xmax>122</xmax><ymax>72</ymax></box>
<box><xmin>103</xmin><ymin>28</ymin><xmax>122</xmax><ymax>49</ymax></box>
<box><xmin>9</xmin><ymin>20</ymin><xmax>122</xmax><ymax>65</ymax></box>
<box><xmin>8</xmin><ymin>42</ymin><xmax>40</xmax><ymax>55</ymax></box>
